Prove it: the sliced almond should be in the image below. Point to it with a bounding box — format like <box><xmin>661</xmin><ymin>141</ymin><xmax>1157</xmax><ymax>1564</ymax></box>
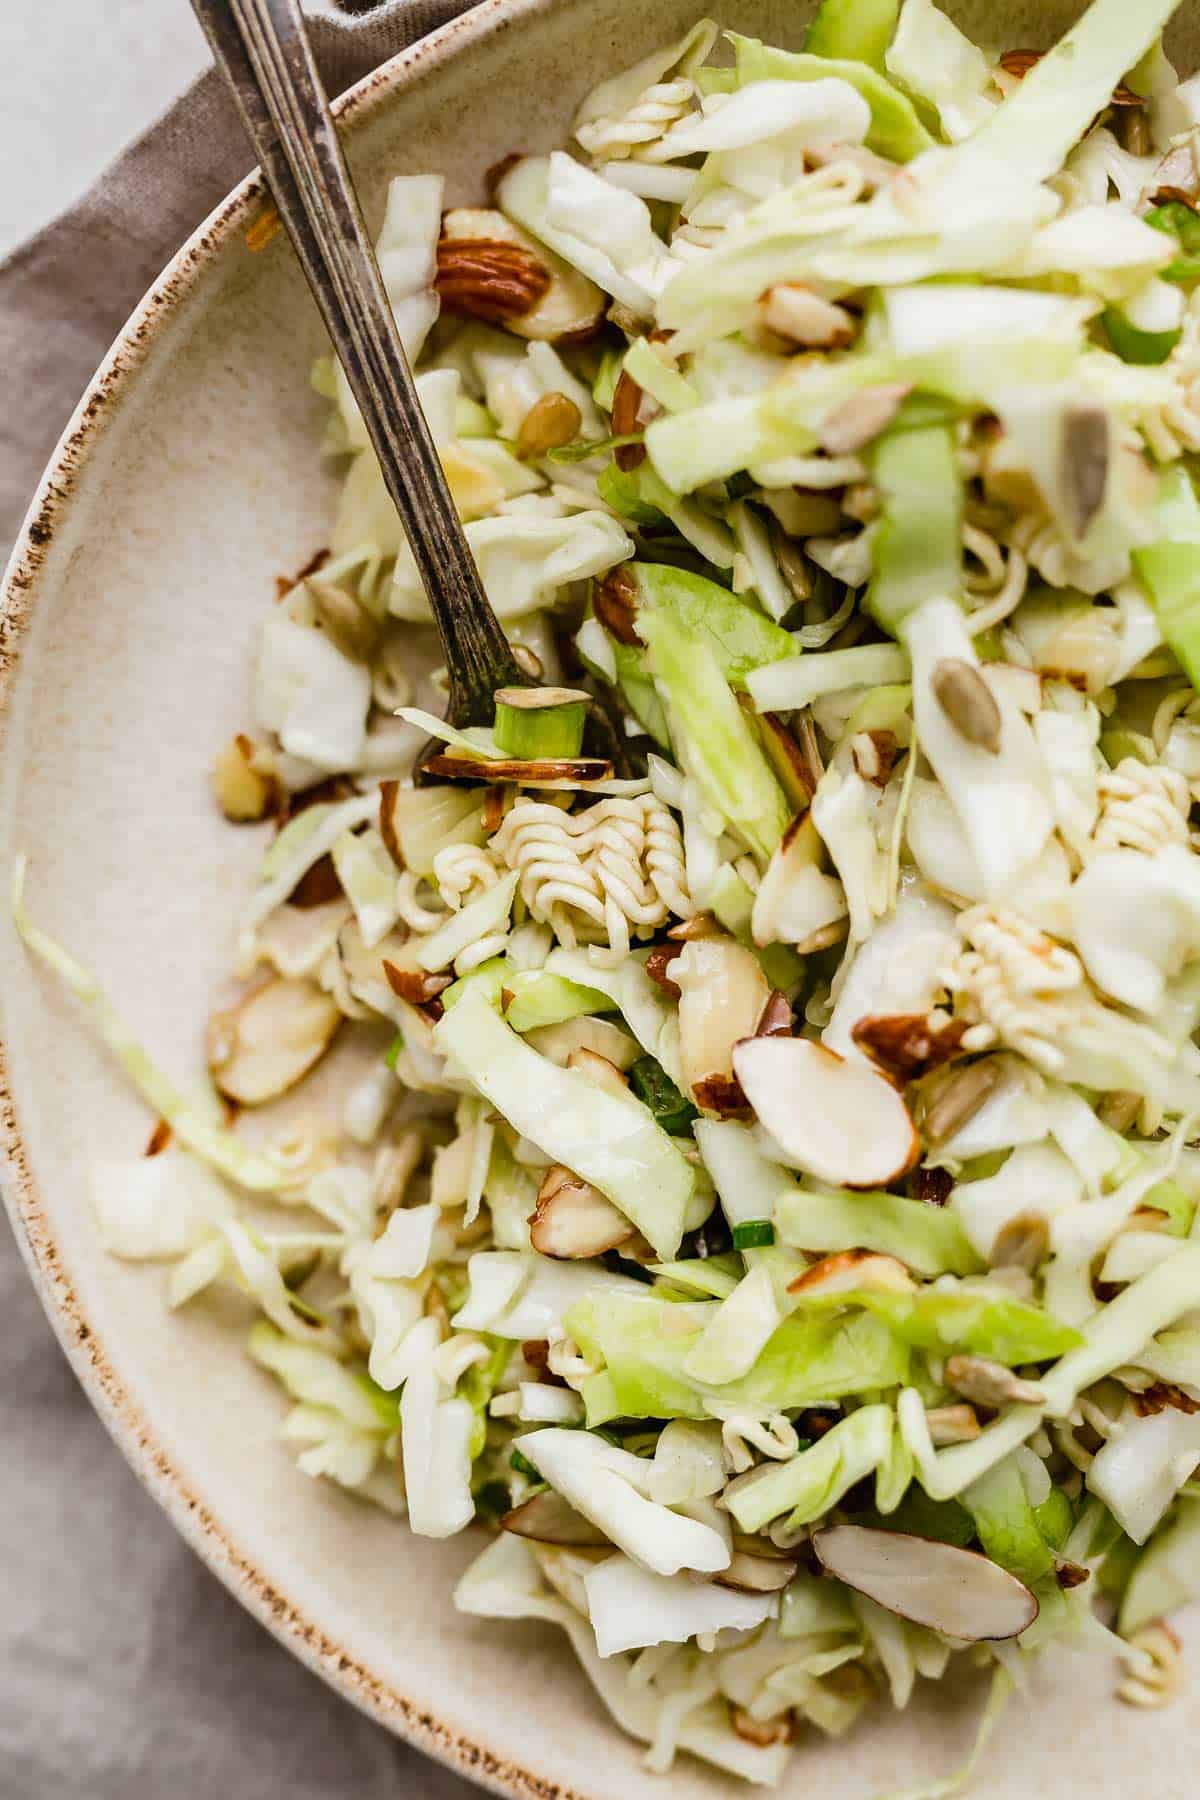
<box><xmin>306</xmin><ymin>576</ymin><xmax>380</xmax><ymax>663</ymax></box>
<box><xmin>207</xmin><ymin>977</ymin><xmax>341</xmax><ymax>1106</ymax></box>
<box><xmin>811</xmin><ymin>1525</ymin><xmax>1038</xmax><ymax>1641</ymax></box>
<box><xmin>1131</xmin><ymin>1381</ymin><xmax>1200</xmax><ymax>1418</ymax></box>
<box><xmin>850</xmin><ymin>729</ymin><xmax>899</xmax><ymax>787</ymax></box>
<box><xmin>674</xmin><ymin>938</ymin><xmax>770</xmax><ymax>1109</ymax></box>
<box><xmin>524</xmin><ymin>1015</ymin><xmax>642</xmax><ymax>1069</ymax></box>
<box><xmin>756</xmin><ymin>990</ymin><xmax>794</xmax><ymax>1039</ymax></box>
<box><xmin>789</xmin><ymin>1249</ymin><xmax>915</xmax><ymax>1298</ymax></box>
<box><xmin>529</xmin><ymin>1165</ymin><xmax>634</xmax><ymax>1258</ymax></box>
<box><xmin>440</xmin><ymin>208</ymin><xmax>605</xmax><ymax>343</ymax></box>
<box><xmin>666</xmin><ymin>911</ymin><xmax>721</xmax><ymax>942</ymax></box>
<box><xmin>730</xmin><ymin>1709</ymin><xmax>792</xmax><ymax>1748</ymax></box>
<box><xmin>644</xmin><ymin>943</ymin><xmax>683</xmax><ymax>998</ymax></box>
<box><xmin>714</xmin><ymin>1548</ymin><xmax>800</xmax><ymax>1594</ymax></box>
<box><xmin>819</xmin><ymin>382</ymin><xmax>912</xmax><ymax>456</ymax></box>
<box><xmin>733</xmin><ymin>1036</ymin><xmax>920</xmax><ymax>1190</ymax></box>
<box><xmin>758</xmin><ymin>712</ymin><xmax>815</xmax><ymax>810</ymax></box>
<box><xmin>944</xmin><ymin>1354</ymin><xmax>1046</xmax><ymax>1409</ymax></box>
<box><xmin>610</xmin><ymin>367</ymin><xmax>648</xmax><ymax>471</ymax></box>
<box><xmin>691</xmin><ymin>1074</ymin><xmax>753</xmax><ymax>1119</ymax></box>
<box><xmin>421</xmin><ymin>753</ymin><xmax>613</xmax><ymax>784</ymax></box>
<box><xmin>593</xmin><ymin>563</ymin><xmax>641</xmax><ymax>645</ymax></box>
<box><xmin>759</xmin><ymin>283</ymin><xmax>856</xmax><ymax>349</ymax></box>
<box><xmin>383</xmin><ymin>962</ymin><xmax>453</xmax><ymax>1010</ymax></box>
<box><xmin>751</xmin><ymin>812</ymin><xmax>848</xmax><ymax>951</ymax></box>
<box><xmin>501</xmin><ymin>1489</ymin><xmax>610</xmax><ymax>1548</ymax></box>
<box><xmin>1147</xmin><ymin>144</ymin><xmax>1200</xmax><ymax>209</ymax></box>
<box><xmin>851</xmin><ymin>1011</ymin><xmax>968</xmax><ymax>1084</ymax></box>
<box><xmin>997</xmin><ymin>46</ymin><xmax>1139</xmax><ymax>105</ymax></box>
<box><xmin>213</xmin><ymin>734</ymin><xmax>280</xmax><ymax>823</ymax></box>
<box><xmin>566</xmin><ymin>1046</ymin><xmax>630</xmax><ymax>1099</ymax></box>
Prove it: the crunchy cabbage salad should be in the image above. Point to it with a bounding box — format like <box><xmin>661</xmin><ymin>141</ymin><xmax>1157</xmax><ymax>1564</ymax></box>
<box><xmin>20</xmin><ymin>0</ymin><xmax>1200</xmax><ymax>1787</ymax></box>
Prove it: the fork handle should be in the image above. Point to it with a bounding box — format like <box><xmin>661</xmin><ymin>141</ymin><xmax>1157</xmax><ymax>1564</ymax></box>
<box><xmin>192</xmin><ymin>0</ymin><xmax>523</xmax><ymax>726</ymax></box>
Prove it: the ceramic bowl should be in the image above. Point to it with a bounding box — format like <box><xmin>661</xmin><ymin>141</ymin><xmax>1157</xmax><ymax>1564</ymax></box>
<box><xmin>3</xmin><ymin>2</ymin><xmax>1199</xmax><ymax>1794</ymax></box>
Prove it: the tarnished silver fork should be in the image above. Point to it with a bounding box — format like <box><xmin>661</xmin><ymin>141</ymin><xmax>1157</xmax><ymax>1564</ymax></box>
<box><xmin>191</xmin><ymin>0</ymin><xmax>526</xmax><ymax>733</ymax></box>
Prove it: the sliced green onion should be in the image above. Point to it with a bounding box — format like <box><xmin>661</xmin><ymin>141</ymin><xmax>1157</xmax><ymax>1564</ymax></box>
<box><xmin>628</xmin><ymin>1055</ymin><xmax>698</xmax><ymax>1135</ymax></box>
<box><xmin>1145</xmin><ymin>201</ymin><xmax>1200</xmax><ymax>286</ymax></box>
<box><xmin>547</xmin><ymin>432</ymin><xmax>645</xmax><ymax>465</ymax></box>
<box><xmin>803</xmin><ymin>0</ymin><xmax>898</xmax><ymax>69</ymax></box>
<box><xmin>510</xmin><ymin>1447</ymin><xmax>543</xmax><ymax>1481</ymax></box>
<box><xmin>732</xmin><ymin>1219</ymin><xmax>776</xmax><ymax>1250</ymax></box>
<box><xmin>1102</xmin><ymin>306</ymin><xmax>1181</xmax><ymax>366</ymax></box>
<box><xmin>384</xmin><ymin>1032</ymin><xmax>405</xmax><ymax>1071</ymax></box>
<box><xmin>596</xmin><ymin>460</ymin><xmax>666</xmax><ymax>525</ymax></box>
<box><xmin>493</xmin><ymin>686</ymin><xmax>590</xmax><ymax>760</ymax></box>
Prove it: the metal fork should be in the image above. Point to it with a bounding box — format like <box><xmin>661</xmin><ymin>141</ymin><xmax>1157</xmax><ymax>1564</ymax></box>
<box><xmin>191</xmin><ymin>0</ymin><xmax>525</xmax><ymax>731</ymax></box>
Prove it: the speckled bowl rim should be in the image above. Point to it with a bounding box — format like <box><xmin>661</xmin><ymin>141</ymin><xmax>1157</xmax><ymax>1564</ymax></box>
<box><xmin>0</xmin><ymin>5</ymin><xmax>592</xmax><ymax>1795</ymax></box>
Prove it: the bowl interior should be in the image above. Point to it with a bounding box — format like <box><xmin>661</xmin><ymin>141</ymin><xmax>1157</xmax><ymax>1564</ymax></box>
<box><xmin>3</xmin><ymin>1</ymin><xmax>1200</xmax><ymax>1795</ymax></box>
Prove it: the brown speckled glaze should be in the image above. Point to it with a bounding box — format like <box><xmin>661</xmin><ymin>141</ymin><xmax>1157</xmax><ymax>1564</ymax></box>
<box><xmin>3</xmin><ymin>4</ymin><xmax>1200</xmax><ymax>1797</ymax></box>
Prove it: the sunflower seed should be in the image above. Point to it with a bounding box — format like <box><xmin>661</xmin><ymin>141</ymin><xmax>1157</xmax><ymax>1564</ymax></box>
<box><xmin>931</xmin><ymin>658</ymin><xmax>1003</xmax><ymax>755</ymax></box>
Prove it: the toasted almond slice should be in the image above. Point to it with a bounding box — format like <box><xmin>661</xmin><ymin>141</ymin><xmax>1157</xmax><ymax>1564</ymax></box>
<box><xmin>758</xmin><ymin>713</ymin><xmax>815</xmax><ymax>810</ymax></box>
<box><xmin>712</xmin><ymin>1548</ymin><xmax>798</xmax><ymax>1605</ymax></box>
<box><xmin>819</xmin><ymin>382</ymin><xmax>912</xmax><ymax>455</ymax></box>
<box><xmin>529</xmin><ymin>1166</ymin><xmax>634</xmax><ymax>1258</ymax></box>
<box><xmin>760</xmin><ymin>283</ymin><xmax>856</xmax><ymax>349</ymax></box>
<box><xmin>691</xmin><ymin>1074</ymin><xmax>752</xmax><ymax>1119</ymax></box>
<box><xmin>611</xmin><ymin>367</ymin><xmax>648</xmax><ymax>471</ymax></box>
<box><xmin>644</xmin><ymin>943</ymin><xmax>683</xmax><ymax>997</ymax></box>
<box><xmin>566</xmin><ymin>1046</ymin><xmax>630</xmax><ymax>1099</ymax></box>
<box><xmin>733</xmin><ymin>1036</ymin><xmax>919</xmax><ymax>1190</ymax></box>
<box><xmin>674</xmin><ymin>938</ymin><xmax>770</xmax><ymax>1109</ymax></box>
<box><xmin>422</xmin><ymin>753</ymin><xmax>612</xmax><ymax>783</ymax></box>
<box><xmin>440</xmin><ymin>208</ymin><xmax>605</xmax><ymax>343</ymax></box>
<box><xmin>851</xmin><ymin>1011</ymin><xmax>968</xmax><ymax>1084</ymax></box>
<box><xmin>500</xmin><ymin>1489</ymin><xmax>610</xmax><ymax>1548</ymax></box>
<box><xmin>997</xmin><ymin>46</ymin><xmax>1139</xmax><ymax>105</ymax></box>
<box><xmin>789</xmin><ymin>1249</ymin><xmax>915</xmax><ymax>1298</ymax></box>
<box><xmin>714</xmin><ymin>1549</ymin><xmax>800</xmax><ymax>1595</ymax></box>
<box><xmin>756</xmin><ymin>990</ymin><xmax>794</xmax><ymax>1039</ymax></box>
<box><xmin>751</xmin><ymin>813</ymin><xmax>848</xmax><ymax>951</ymax></box>
<box><xmin>383</xmin><ymin>963</ymin><xmax>453</xmax><ymax>1010</ymax></box>
<box><xmin>730</xmin><ymin>1709</ymin><xmax>793</xmax><ymax>1747</ymax></box>
<box><xmin>811</xmin><ymin>1526</ymin><xmax>1038</xmax><ymax>1641</ymax></box>
<box><xmin>213</xmin><ymin>734</ymin><xmax>279</xmax><ymax>823</ymax></box>
<box><xmin>207</xmin><ymin>977</ymin><xmax>341</xmax><ymax>1106</ymax></box>
<box><xmin>593</xmin><ymin>563</ymin><xmax>642</xmax><ymax>644</ymax></box>
<box><xmin>305</xmin><ymin>576</ymin><xmax>381</xmax><ymax>663</ymax></box>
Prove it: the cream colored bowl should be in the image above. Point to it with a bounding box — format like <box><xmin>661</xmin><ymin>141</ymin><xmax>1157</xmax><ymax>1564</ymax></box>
<box><xmin>2</xmin><ymin>2</ymin><xmax>1198</xmax><ymax>1794</ymax></box>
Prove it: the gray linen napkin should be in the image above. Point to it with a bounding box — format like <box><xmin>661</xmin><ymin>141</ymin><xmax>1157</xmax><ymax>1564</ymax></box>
<box><xmin>0</xmin><ymin>6</ymin><xmax>485</xmax><ymax>1795</ymax></box>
